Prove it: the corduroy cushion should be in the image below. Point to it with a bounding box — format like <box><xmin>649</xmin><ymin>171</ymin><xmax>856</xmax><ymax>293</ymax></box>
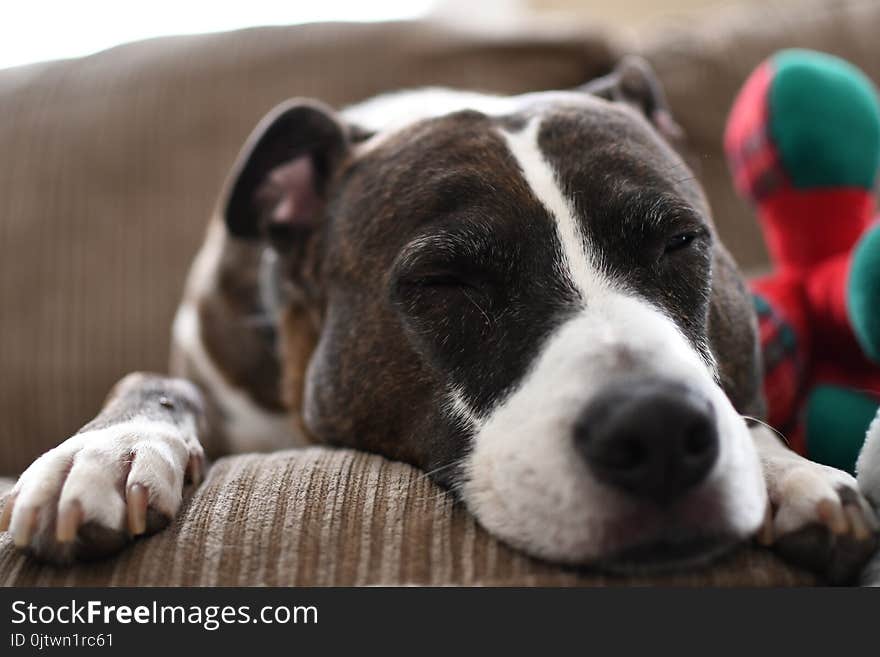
<box><xmin>0</xmin><ymin>449</ymin><xmax>815</xmax><ymax>586</ymax></box>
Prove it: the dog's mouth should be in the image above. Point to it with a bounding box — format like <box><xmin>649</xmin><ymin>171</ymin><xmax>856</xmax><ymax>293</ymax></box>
<box><xmin>595</xmin><ymin>535</ymin><xmax>740</xmax><ymax>575</ymax></box>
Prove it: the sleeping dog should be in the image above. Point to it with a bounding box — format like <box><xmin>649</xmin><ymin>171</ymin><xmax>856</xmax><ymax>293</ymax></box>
<box><xmin>2</xmin><ymin>58</ymin><xmax>877</xmax><ymax>581</ymax></box>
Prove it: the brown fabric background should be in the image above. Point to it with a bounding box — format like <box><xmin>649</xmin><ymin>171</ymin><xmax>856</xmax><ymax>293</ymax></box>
<box><xmin>1</xmin><ymin>0</ymin><xmax>878</xmax><ymax>585</ymax></box>
<box><xmin>0</xmin><ymin>450</ymin><xmax>814</xmax><ymax>586</ymax></box>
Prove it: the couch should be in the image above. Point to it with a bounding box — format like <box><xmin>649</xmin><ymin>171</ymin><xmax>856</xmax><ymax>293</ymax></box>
<box><xmin>2</xmin><ymin>0</ymin><xmax>879</xmax><ymax>585</ymax></box>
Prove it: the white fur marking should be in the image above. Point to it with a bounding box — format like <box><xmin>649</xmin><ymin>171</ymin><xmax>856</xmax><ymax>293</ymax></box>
<box><xmin>342</xmin><ymin>88</ymin><xmax>521</xmax><ymax>133</ymax></box>
<box><xmin>344</xmin><ymin>87</ymin><xmax>602</xmax><ymax>154</ymax></box>
<box><xmin>856</xmin><ymin>408</ymin><xmax>880</xmax><ymax>507</ymax></box>
<box><xmin>444</xmin><ymin>386</ymin><xmax>483</xmax><ymax>431</ymax></box>
<box><xmin>500</xmin><ymin>119</ymin><xmax>597</xmax><ymax>301</ymax></box>
<box><xmin>174</xmin><ymin>222</ymin><xmax>296</xmax><ymax>452</ymax></box>
<box><xmin>173</xmin><ymin>302</ymin><xmax>295</xmax><ymax>452</ymax></box>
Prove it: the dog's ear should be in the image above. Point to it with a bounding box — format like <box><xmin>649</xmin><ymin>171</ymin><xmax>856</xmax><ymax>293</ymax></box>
<box><xmin>581</xmin><ymin>56</ymin><xmax>683</xmax><ymax>143</ymax></box>
<box><xmin>223</xmin><ymin>99</ymin><xmax>349</xmax><ymax>240</ymax></box>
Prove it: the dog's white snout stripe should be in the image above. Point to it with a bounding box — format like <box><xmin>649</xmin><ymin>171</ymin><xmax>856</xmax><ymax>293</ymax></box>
<box><xmin>500</xmin><ymin>119</ymin><xmax>599</xmax><ymax>303</ymax></box>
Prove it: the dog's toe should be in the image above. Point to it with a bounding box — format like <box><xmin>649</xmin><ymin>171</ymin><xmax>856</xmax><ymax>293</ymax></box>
<box><xmin>768</xmin><ymin>466</ymin><xmax>879</xmax><ymax>584</ymax></box>
<box><xmin>74</xmin><ymin>521</ymin><xmax>130</xmax><ymax>561</ymax></box>
<box><xmin>2</xmin><ymin>421</ymin><xmax>201</xmax><ymax>563</ymax></box>
<box><xmin>774</xmin><ymin>521</ymin><xmax>877</xmax><ymax>584</ymax></box>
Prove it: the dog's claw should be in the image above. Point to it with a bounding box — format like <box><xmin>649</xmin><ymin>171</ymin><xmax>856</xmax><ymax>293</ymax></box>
<box><xmin>126</xmin><ymin>484</ymin><xmax>148</xmax><ymax>536</ymax></box>
<box><xmin>845</xmin><ymin>504</ymin><xmax>871</xmax><ymax>542</ymax></box>
<box><xmin>12</xmin><ymin>506</ymin><xmax>38</xmax><ymax>548</ymax></box>
<box><xmin>817</xmin><ymin>498</ymin><xmax>849</xmax><ymax>535</ymax></box>
<box><xmin>56</xmin><ymin>501</ymin><xmax>83</xmax><ymax>543</ymax></box>
<box><xmin>0</xmin><ymin>493</ymin><xmax>15</xmax><ymax>533</ymax></box>
<box><xmin>186</xmin><ymin>452</ymin><xmax>205</xmax><ymax>487</ymax></box>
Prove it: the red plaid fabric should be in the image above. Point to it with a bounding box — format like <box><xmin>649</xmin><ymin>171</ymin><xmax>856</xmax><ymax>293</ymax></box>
<box><xmin>724</xmin><ymin>61</ymin><xmax>789</xmax><ymax>202</ymax></box>
<box><xmin>753</xmin><ymin>292</ymin><xmax>807</xmax><ymax>453</ymax></box>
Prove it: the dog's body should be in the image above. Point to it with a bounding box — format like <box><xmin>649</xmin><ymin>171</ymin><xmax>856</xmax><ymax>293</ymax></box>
<box><xmin>2</xmin><ymin>59</ymin><xmax>877</xmax><ymax>581</ymax></box>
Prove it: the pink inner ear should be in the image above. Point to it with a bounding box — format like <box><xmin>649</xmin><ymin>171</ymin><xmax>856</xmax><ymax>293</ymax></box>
<box><xmin>265</xmin><ymin>156</ymin><xmax>320</xmax><ymax>227</ymax></box>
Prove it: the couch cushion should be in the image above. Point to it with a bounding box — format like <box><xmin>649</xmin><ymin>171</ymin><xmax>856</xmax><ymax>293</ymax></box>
<box><xmin>0</xmin><ymin>448</ymin><xmax>815</xmax><ymax>586</ymax></box>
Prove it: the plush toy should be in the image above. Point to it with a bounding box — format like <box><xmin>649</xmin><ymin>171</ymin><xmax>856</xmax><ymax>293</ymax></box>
<box><xmin>724</xmin><ymin>49</ymin><xmax>880</xmax><ymax>474</ymax></box>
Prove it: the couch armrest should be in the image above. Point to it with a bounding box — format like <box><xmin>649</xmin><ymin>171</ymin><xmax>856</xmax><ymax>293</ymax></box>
<box><xmin>0</xmin><ymin>448</ymin><xmax>815</xmax><ymax>586</ymax></box>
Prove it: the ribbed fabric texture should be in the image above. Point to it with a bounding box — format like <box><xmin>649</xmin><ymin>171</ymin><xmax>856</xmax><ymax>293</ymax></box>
<box><xmin>0</xmin><ymin>449</ymin><xmax>815</xmax><ymax>586</ymax></box>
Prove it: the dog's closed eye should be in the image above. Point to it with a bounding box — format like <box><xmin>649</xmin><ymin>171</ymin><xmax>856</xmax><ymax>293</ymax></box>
<box><xmin>663</xmin><ymin>231</ymin><xmax>701</xmax><ymax>254</ymax></box>
<box><xmin>406</xmin><ymin>271</ymin><xmax>474</xmax><ymax>289</ymax></box>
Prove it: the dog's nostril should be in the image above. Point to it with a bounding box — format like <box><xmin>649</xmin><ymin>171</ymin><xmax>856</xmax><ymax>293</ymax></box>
<box><xmin>574</xmin><ymin>378</ymin><xmax>719</xmax><ymax>503</ymax></box>
<box><xmin>599</xmin><ymin>434</ymin><xmax>645</xmax><ymax>470</ymax></box>
<box><xmin>683</xmin><ymin>424</ymin><xmax>713</xmax><ymax>457</ymax></box>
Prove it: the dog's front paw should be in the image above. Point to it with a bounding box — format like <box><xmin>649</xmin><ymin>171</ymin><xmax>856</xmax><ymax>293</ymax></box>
<box><xmin>759</xmin><ymin>461</ymin><xmax>878</xmax><ymax>584</ymax></box>
<box><xmin>0</xmin><ymin>421</ymin><xmax>205</xmax><ymax>563</ymax></box>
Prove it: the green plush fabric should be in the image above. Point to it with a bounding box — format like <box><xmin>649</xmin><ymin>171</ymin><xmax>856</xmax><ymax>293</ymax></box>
<box><xmin>806</xmin><ymin>385</ymin><xmax>879</xmax><ymax>472</ymax></box>
<box><xmin>769</xmin><ymin>49</ymin><xmax>880</xmax><ymax>190</ymax></box>
<box><xmin>849</xmin><ymin>223</ymin><xmax>880</xmax><ymax>362</ymax></box>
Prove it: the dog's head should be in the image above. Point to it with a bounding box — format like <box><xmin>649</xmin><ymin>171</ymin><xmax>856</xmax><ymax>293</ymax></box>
<box><xmin>223</xmin><ymin>58</ymin><xmax>768</xmax><ymax>571</ymax></box>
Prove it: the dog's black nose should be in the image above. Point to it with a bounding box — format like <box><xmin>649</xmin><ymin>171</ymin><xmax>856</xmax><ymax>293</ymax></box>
<box><xmin>574</xmin><ymin>378</ymin><xmax>719</xmax><ymax>503</ymax></box>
